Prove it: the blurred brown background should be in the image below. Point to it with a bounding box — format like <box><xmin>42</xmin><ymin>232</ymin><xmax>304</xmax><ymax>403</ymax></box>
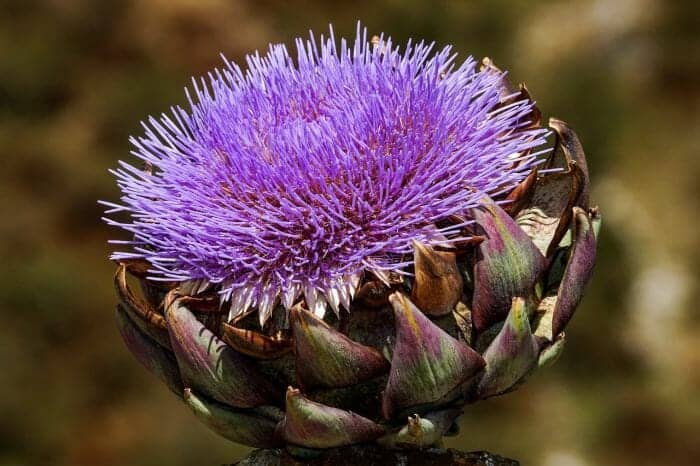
<box><xmin>1</xmin><ymin>0</ymin><xmax>698</xmax><ymax>465</ymax></box>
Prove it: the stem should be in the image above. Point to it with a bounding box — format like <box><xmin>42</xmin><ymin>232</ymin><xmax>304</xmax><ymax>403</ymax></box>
<box><xmin>231</xmin><ymin>445</ymin><xmax>519</xmax><ymax>465</ymax></box>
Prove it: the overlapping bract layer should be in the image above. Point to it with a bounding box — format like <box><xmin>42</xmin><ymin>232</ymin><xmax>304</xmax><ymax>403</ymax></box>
<box><xmin>113</xmin><ymin>117</ymin><xmax>599</xmax><ymax>453</ymax></box>
<box><xmin>104</xmin><ymin>26</ymin><xmax>547</xmax><ymax>321</ymax></box>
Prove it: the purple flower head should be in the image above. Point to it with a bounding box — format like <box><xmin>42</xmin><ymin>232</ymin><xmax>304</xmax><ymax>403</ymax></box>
<box><xmin>103</xmin><ymin>25</ymin><xmax>548</xmax><ymax>324</ymax></box>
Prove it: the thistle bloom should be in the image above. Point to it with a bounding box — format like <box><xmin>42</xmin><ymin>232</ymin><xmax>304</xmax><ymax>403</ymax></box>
<box><xmin>104</xmin><ymin>26</ymin><xmax>547</xmax><ymax>324</ymax></box>
<box><xmin>107</xmin><ymin>26</ymin><xmax>599</xmax><ymax>453</ymax></box>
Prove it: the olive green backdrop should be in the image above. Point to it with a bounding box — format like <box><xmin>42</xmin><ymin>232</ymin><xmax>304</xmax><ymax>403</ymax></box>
<box><xmin>1</xmin><ymin>1</ymin><xmax>698</xmax><ymax>465</ymax></box>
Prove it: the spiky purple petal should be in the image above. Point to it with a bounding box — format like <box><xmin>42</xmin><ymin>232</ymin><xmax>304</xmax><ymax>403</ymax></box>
<box><xmin>104</xmin><ymin>25</ymin><xmax>547</xmax><ymax>319</ymax></box>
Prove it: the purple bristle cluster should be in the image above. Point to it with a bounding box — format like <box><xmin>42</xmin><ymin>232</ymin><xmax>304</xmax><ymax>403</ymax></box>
<box><xmin>103</xmin><ymin>25</ymin><xmax>547</xmax><ymax>322</ymax></box>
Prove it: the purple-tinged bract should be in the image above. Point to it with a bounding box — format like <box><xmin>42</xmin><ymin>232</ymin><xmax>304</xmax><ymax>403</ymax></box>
<box><xmin>104</xmin><ymin>25</ymin><xmax>547</xmax><ymax>322</ymax></box>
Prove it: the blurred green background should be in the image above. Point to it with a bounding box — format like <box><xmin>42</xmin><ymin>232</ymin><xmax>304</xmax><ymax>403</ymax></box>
<box><xmin>1</xmin><ymin>0</ymin><xmax>698</xmax><ymax>465</ymax></box>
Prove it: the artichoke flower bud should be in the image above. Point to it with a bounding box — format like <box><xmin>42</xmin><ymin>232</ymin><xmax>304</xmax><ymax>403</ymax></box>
<box><xmin>103</xmin><ymin>25</ymin><xmax>598</xmax><ymax>452</ymax></box>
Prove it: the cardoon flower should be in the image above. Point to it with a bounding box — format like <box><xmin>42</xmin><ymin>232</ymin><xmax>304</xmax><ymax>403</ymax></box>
<box><xmin>105</xmin><ymin>26</ymin><xmax>599</xmax><ymax>456</ymax></box>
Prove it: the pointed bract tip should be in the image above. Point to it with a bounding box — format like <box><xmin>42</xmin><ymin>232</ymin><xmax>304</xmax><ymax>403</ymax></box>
<box><xmin>378</xmin><ymin>408</ymin><xmax>463</xmax><ymax>449</ymax></box>
<box><xmin>281</xmin><ymin>386</ymin><xmax>385</xmax><ymax>449</ymax></box>
<box><xmin>548</xmin><ymin>118</ymin><xmax>590</xmax><ymax>208</ymax></box>
<box><xmin>114</xmin><ymin>264</ymin><xmax>170</xmax><ymax>348</ymax></box>
<box><xmin>411</xmin><ymin>240</ymin><xmax>463</xmax><ymax>316</ymax></box>
<box><xmin>165</xmin><ymin>298</ymin><xmax>280</xmax><ymax>408</ymax></box>
<box><xmin>504</xmin><ymin>169</ymin><xmax>538</xmax><ymax>217</ymax></box>
<box><xmin>551</xmin><ymin>207</ymin><xmax>597</xmax><ymax>335</ymax></box>
<box><xmin>220</xmin><ymin>322</ymin><xmax>292</xmax><ymax>360</ymax></box>
<box><xmin>291</xmin><ymin>305</ymin><xmax>389</xmax><ymax>389</ymax></box>
<box><xmin>384</xmin><ymin>292</ymin><xmax>484</xmax><ymax>419</ymax></box>
<box><xmin>471</xmin><ymin>199</ymin><xmax>545</xmax><ymax>333</ymax></box>
<box><xmin>475</xmin><ymin>296</ymin><xmax>539</xmax><ymax>399</ymax></box>
<box><xmin>184</xmin><ymin>388</ymin><xmax>282</xmax><ymax>448</ymax></box>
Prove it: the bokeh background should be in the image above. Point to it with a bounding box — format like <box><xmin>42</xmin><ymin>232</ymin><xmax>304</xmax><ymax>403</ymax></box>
<box><xmin>1</xmin><ymin>0</ymin><xmax>698</xmax><ymax>465</ymax></box>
